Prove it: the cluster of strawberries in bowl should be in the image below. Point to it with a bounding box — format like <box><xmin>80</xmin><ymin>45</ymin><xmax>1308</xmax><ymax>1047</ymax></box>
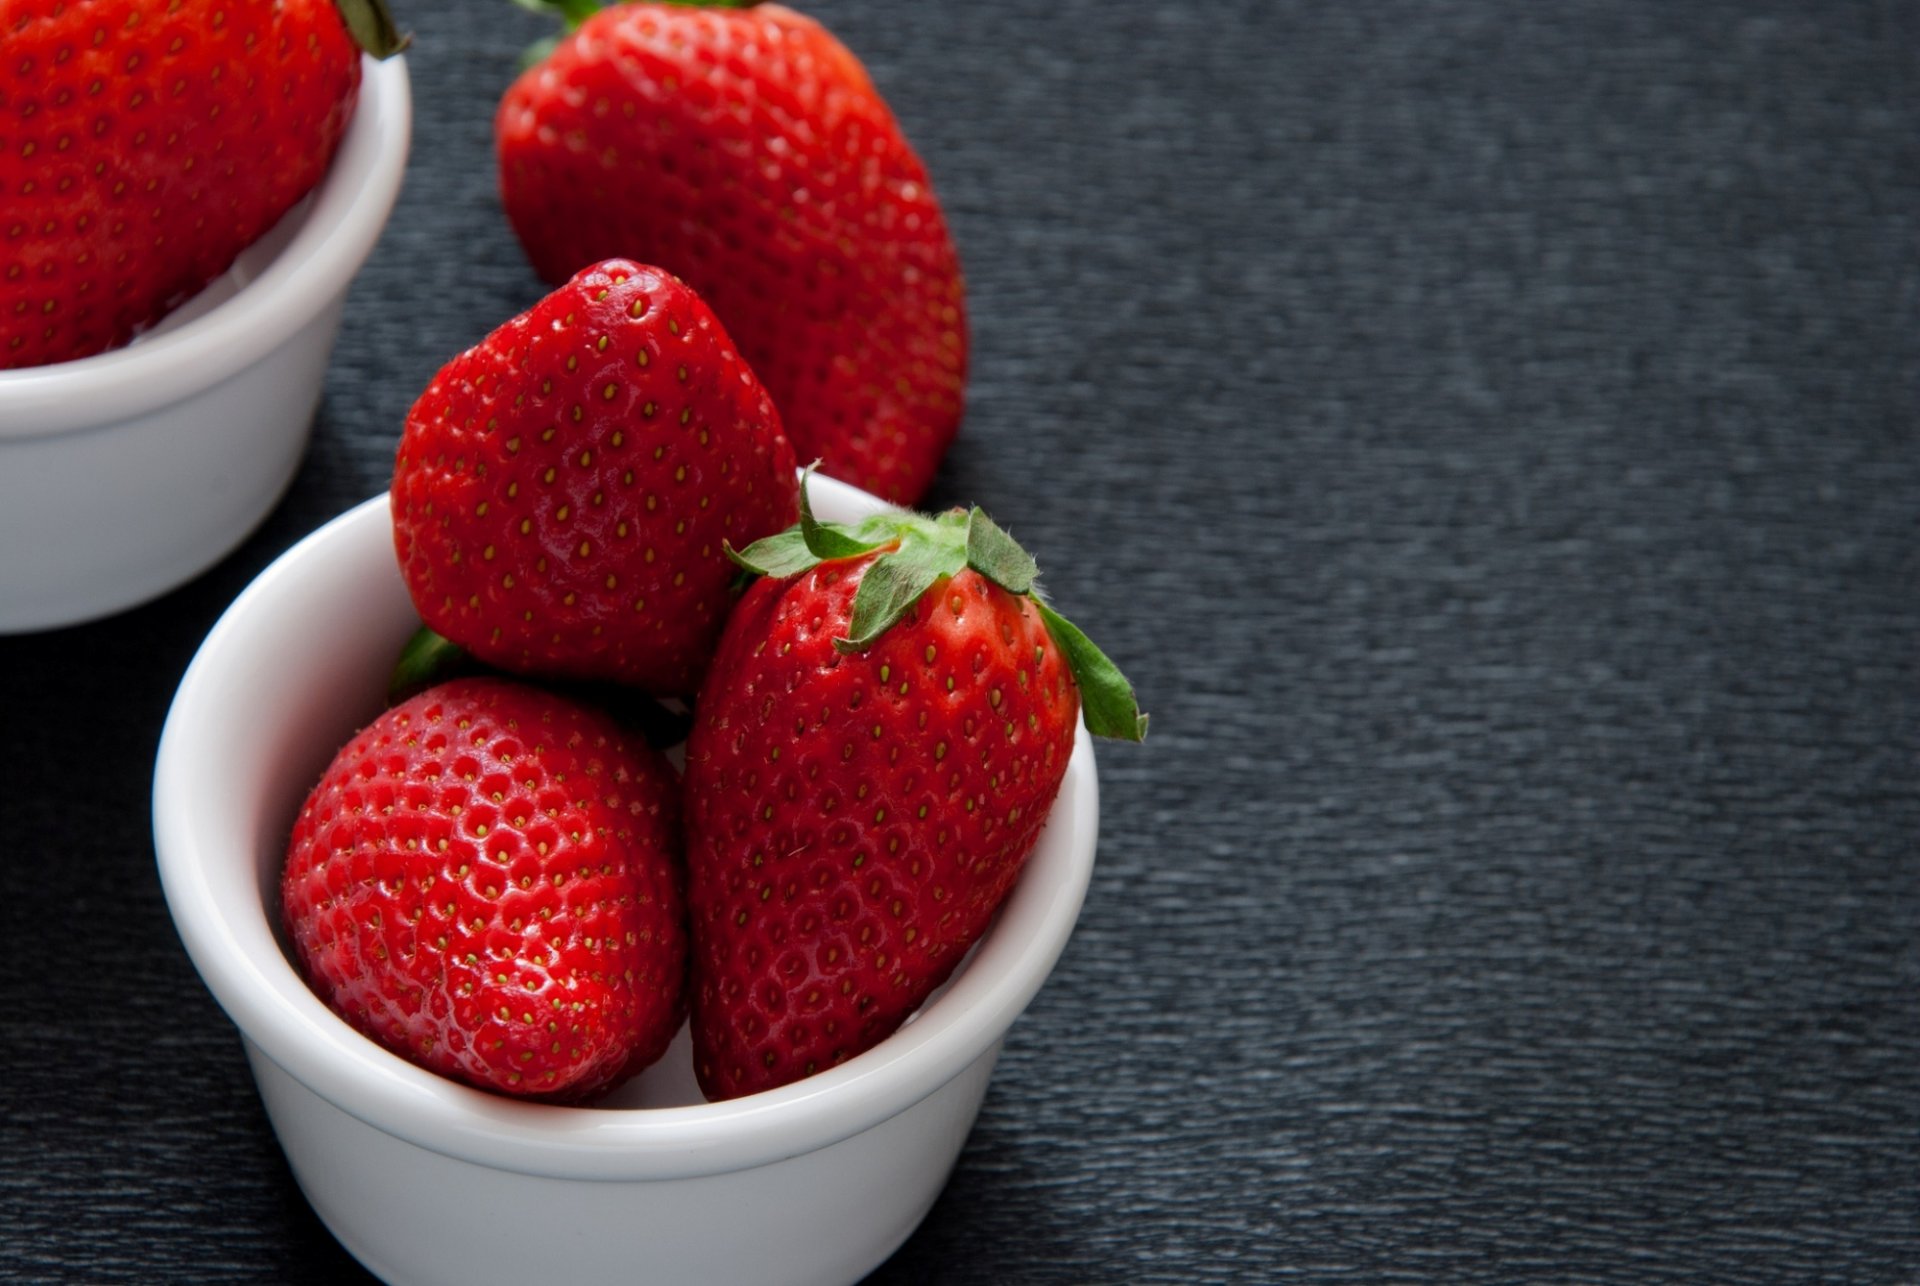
<box><xmin>272</xmin><ymin>0</ymin><xmax>1144</xmax><ymax>1112</ymax></box>
<box><xmin>293</xmin><ymin>251</ymin><xmax>1142</xmax><ymax>1108</ymax></box>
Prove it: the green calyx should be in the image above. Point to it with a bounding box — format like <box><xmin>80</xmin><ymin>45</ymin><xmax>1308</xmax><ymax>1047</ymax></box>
<box><xmin>728</xmin><ymin>471</ymin><xmax>1148</xmax><ymax>742</ymax></box>
<box><xmin>334</xmin><ymin>0</ymin><xmax>410</xmax><ymax>58</ymax></box>
<box><xmin>387</xmin><ymin>625</ymin><xmax>476</xmax><ymax>704</ymax></box>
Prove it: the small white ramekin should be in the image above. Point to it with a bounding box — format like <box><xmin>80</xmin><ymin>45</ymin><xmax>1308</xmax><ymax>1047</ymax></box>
<box><xmin>0</xmin><ymin>55</ymin><xmax>411</xmax><ymax>633</ymax></box>
<box><xmin>153</xmin><ymin>474</ymin><xmax>1099</xmax><ymax>1286</ymax></box>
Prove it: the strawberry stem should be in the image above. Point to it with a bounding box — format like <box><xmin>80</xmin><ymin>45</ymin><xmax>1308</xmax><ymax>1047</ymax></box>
<box><xmin>333</xmin><ymin>0</ymin><xmax>409</xmax><ymax>58</ymax></box>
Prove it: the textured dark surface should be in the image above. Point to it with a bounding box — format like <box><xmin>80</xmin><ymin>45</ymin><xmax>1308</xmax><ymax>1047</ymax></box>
<box><xmin>2</xmin><ymin>0</ymin><xmax>1917</xmax><ymax>1281</ymax></box>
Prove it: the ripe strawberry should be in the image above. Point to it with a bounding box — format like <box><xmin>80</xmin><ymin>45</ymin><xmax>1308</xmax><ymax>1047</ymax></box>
<box><xmin>496</xmin><ymin>1</ymin><xmax>967</xmax><ymax>505</ymax></box>
<box><xmin>282</xmin><ymin>677</ymin><xmax>688</xmax><ymax>1102</ymax></box>
<box><xmin>391</xmin><ymin>257</ymin><xmax>801</xmax><ymax>697</ymax></box>
<box><xmin>0</xmin><ymin>0</ymin><xmax>405</xmax><ymax>370</ymax></box>
<box><xmin>682</xmin><ymin>481</ymin><xmax>1145</xmax><ymax>1099</ymax></box>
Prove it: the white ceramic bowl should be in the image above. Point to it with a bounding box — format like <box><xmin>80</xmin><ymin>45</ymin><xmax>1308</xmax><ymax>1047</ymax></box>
<box><xmin>153</xmin><ymin>476</ymin><xmax>1099</xmax><ymax>1286</ymax></box>
<box><xmin>0</xmin><ymin>55</ymin><xmax>411</xmax><ymax>633</ymax></box>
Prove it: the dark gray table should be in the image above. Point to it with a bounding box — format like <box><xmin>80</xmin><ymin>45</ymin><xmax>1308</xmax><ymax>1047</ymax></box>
<box><xmin>3</xmin><ymin>1</ymin><xmax>1916</xmax><ymax>1280</ymax></box>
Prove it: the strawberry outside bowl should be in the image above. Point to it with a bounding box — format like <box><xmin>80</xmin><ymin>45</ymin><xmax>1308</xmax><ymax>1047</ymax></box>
<box><xmin>152</xmin><ymin>474</ymin><xmax>1101</xmax><ymax>1286</ymax></box>
<box><xmin>0</xmin><ymin>53</ymin><xmax>410</xmax><ymax>634</ymax></box>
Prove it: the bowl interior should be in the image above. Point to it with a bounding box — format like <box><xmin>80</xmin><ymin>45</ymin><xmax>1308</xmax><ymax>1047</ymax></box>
<box><xmin>154</xmin><ymin>477</ymin><xmax>1099</xmax><ymax>1180</ymax></box>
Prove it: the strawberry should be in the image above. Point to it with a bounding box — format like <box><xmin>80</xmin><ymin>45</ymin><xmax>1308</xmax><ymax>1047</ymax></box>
<box><xmin>281</xmin><ymin>676</ymin><xmax>689</xmax><ymax>1102</ymax></box>
<box><xmin>496</xmin><ymin>1</ymin><xmax>967</xmax><ymax>505</ymax></box>
<box><xmin>682</xmin><ymin>478</ymin><xmax>1145</xmax><ymax>1099</ymax></box>
<box><xmin>391</xmin><ymin>257</ymin><xmax>801</xmax><ymax>697</ymax></box>
<box><xmin>0</xmin><ymin>0</ymin><xmax>405</xmax><ymax>370</ymax></box>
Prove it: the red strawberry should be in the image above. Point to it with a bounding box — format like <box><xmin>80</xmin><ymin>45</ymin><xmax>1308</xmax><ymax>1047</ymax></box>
<box><xmin>282</xmin><ymin>677</ymin><xmax>688</xmax><ymax>1102</ymax></box>
<box><xmin>0</xmin><ymin>0</ymin><xmax>405</xmax><ymax>370</ymax></box>
<box><xmin>496</xmin><ymin>1</ymin><xmax>967</xmax><ymax>505</ymax></box>
<box><xmin>391</xmin><ymin>258</ymin><xmax>801</xmax><ymax>697</ymax></box>
<box><xmin>682</xmin><ymin>481</ymin><xmax>1145</xmax><ymax>1099</ymax></box>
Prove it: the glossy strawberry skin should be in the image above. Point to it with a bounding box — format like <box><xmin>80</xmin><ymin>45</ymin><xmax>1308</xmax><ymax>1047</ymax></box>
<box><xmin>682</xmin><ymin>557</ymin><xmax>1079</xmax><ymax>1100</ymax></box>
<box><xmin>282</xmin><ymin>678</ymin><xmax>688</xmax><ymax>1103</ymax></box>
<box><xmin>495</xmin><ymin>2</ymin><xmax>966</xmax><ymax>505</ymax></box>
<box><xmin>1</xmin><ymin>0</ymin><xmax>362</xmax><ymax>369</ymax></box>
<box><xmin>391</xmin><ymin>259</ymin><xmax>800</xmax><ymax>697</ymax></box>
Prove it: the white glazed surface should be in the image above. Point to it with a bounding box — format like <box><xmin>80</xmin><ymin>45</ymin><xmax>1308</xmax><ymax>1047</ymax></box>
<box><xmin>247</xmin><ymin>1038</ymin><xmax>1001</xmax><ymax>1286</ymax></box>
<box><xmin>152</xmin><ymin>477</ymin><xmax>1100</xmax><ymax>1286</ymax></box>
<box><xmin>0</xmin><ymin>56</ymin><xmax>411</xmax><ymax>633</ymax></box>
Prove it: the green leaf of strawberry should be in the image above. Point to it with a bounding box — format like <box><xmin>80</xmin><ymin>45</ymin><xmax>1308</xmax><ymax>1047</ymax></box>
<box><xmin>1033</xmin><ymin>600</ymin><xmax>1151</xmax><ymax>742</ymax></box>
<box><xmin>333</xmin><ymin>0</ymin><xmax>411</xmax><ymax>59</ymax></box>
<box><xmin>725</xmin><ymin>528</ymin><xmax>822</xmax><ymax>581</ymax></box>
<box><xmin>838</xmin><ymin>527</ymin><xmax>967</xmax><ymax>653</ymax></box>
<box><xmin>964</xmin><ymin>507</ymin><xmax>1038</xmax><ymax>596</ymax></box>
<box><xmin>731</xmin><ymin>476</ymin><xmax>1147</xmax><ymax>742</ymax></box>
<box><xmin>387</xmin><ymin>626</ymin><xmax>483</xmax><ymax>704</ymax></box>
<box><xmin>799</xmin><ymin>473</ymin><xmax>891</xmax><ymax>564</ymax></box>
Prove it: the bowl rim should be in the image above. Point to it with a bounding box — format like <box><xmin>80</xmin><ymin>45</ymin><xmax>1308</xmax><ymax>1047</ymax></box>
<box><xmin>0</xmin><ymin>54</ymin><xmax>412</xmax><ymax>438</ymax></box>
<box><xmin>153</xmin><ymin>480</ymin><xmax>1100</xmax><ymax>1182</ymax></box>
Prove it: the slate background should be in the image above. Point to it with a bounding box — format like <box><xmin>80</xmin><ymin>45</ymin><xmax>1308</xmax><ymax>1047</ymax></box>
<box><xmin>2</xmin><ymin>0</ymin><xmax>1917</xmax><ymax>1281</ymax></box>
